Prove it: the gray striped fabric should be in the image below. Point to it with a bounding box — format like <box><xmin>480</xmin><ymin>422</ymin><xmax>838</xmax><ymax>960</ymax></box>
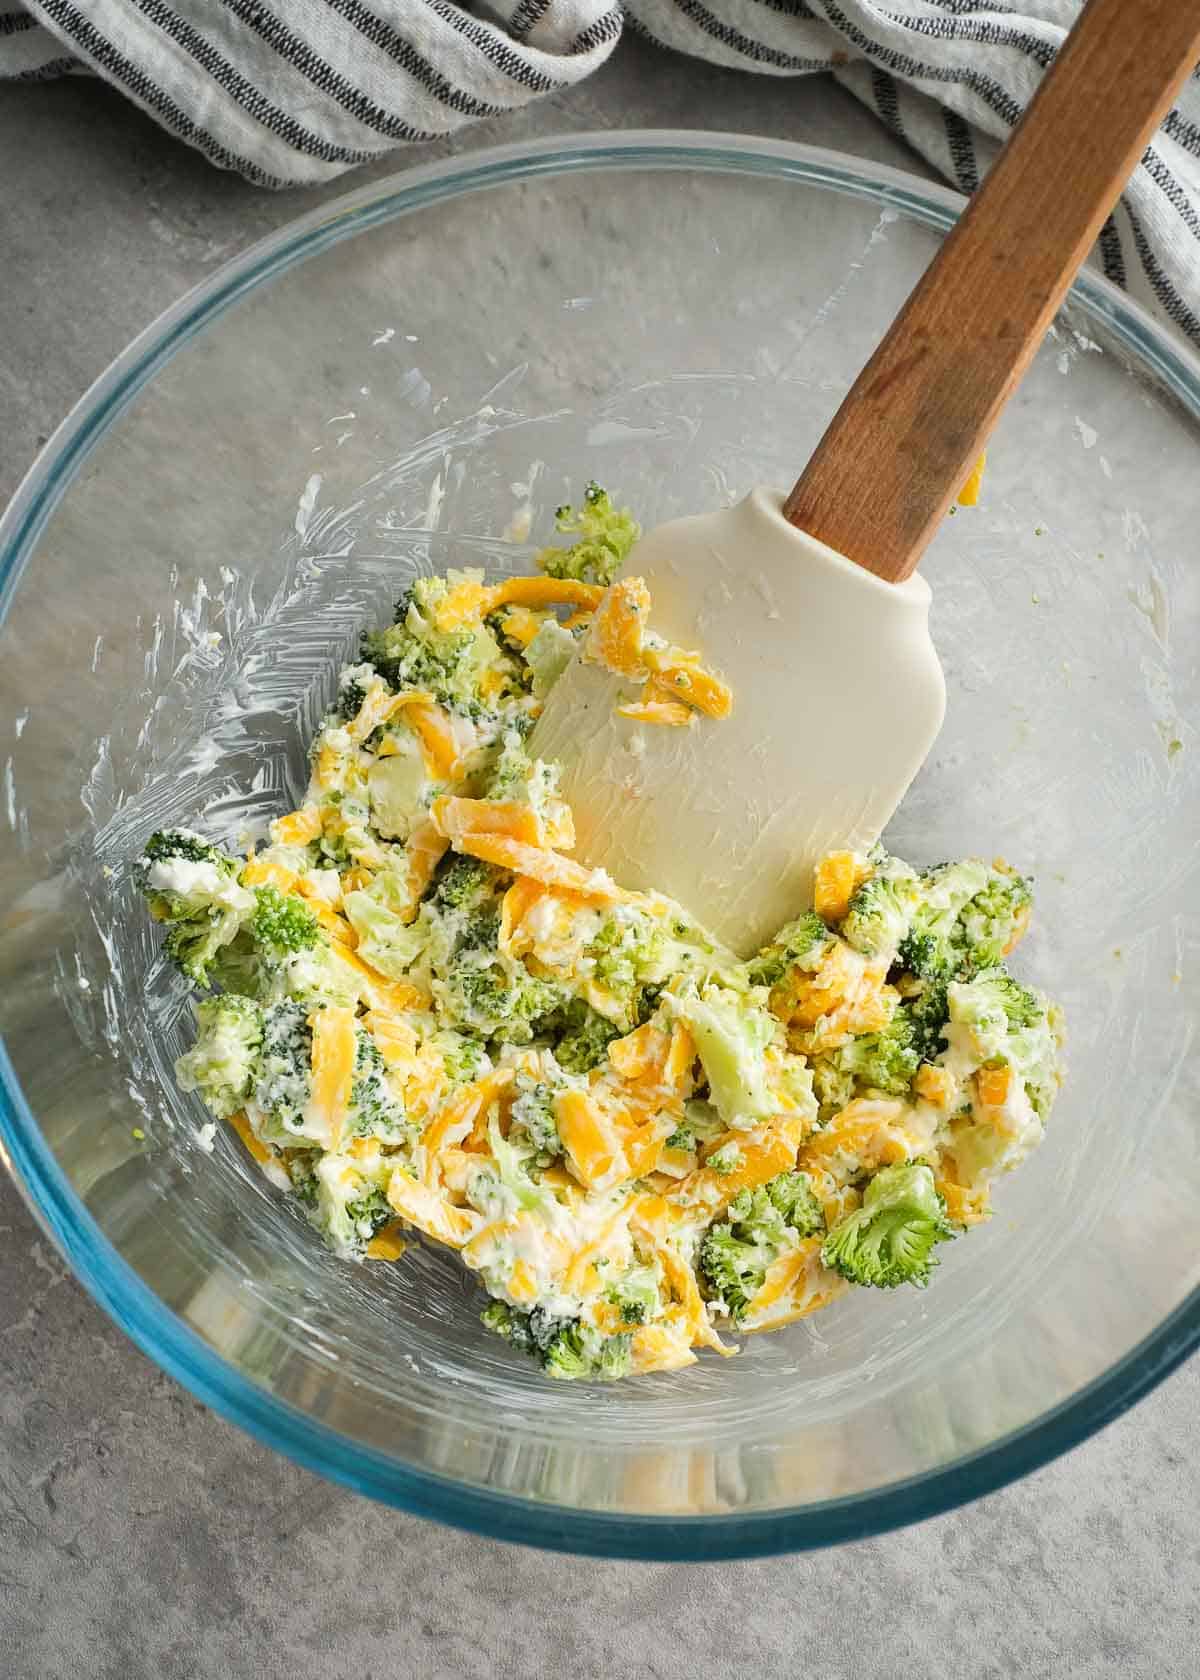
<box><xmin>4</xmin><ymin>1</ymin><xmax>1200</xmax><ymax>349</ymax></box>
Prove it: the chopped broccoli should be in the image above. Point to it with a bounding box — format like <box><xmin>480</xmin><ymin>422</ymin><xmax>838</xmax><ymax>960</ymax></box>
<box><xmin>958</xmin><ymin>870</ymin><xmax>1032</xmax><ymax>970</ymax></box>
<box><xmin>342</xmin><ymin>888</ymin><xmax>428</xmax><ymax>981</ymax></box>
<box><xmin>481</xmin><ymin>1301</ymin><xmax>633</xmax><ymax>1382</ymax></box>
<box><xmin>349</xmin><ymin>1031</ymin><xmax>410</xmax><ymax>1143</ymax></box>
<box><xmin>175</xmin><ymin>993</ymin><xmax>264</xmax><ymax>1118</ymax></box>
<box><xmin>698</xmin><ymin>1172</ymin><xmax>825</xmax><ymax>1320</ymax></box>
<box><xmin>604</xmin><ymin>1263</ymin><xmax>660</xmax><ymax>1327</ymax></box>
<box><xmin>307</xmin><ymin>1155</ymin><xmax>393</xmax><ymax>1258</ymax></box>
<box><xmin>550</xmin><ymin>998</ymin><xmax>621</xmax><ymax>1073</ymax></box>
<box><xmin>249</xmin><ymin>886</ymin><xmax>320</xmax><ymax>956</ymax></box>
<box><xmin>584</xmin><ymin>907</ymin><xmax>669</xmax><ymax>1027</ymax></box>
<box><xmin>536</xmin><ymin>483</ymin><xmax>640</xmax><ymax>587</ymax></box>
<box><xmin>209</xmin><ymin>883</ymin><xmax>344</xmax><ymax>1004</ymax></box>
<box><xmin>136</xmin><ymin>829</ymin><xmax>254</xmax><ymax>987</ymax></box>
<box><xmin>333</xmin><ymin>661</ymin><xmax>377</xmax><ymax>723</ymax></box>
<box><xmin>825</xmin><ymin>1005</ymin><xmax>921</xmax><ymax>1098</ymax></box>
<box><xmin>706</xmin><ymin>1141</ymin><xmax>743</xmax><ymax>1174</ymax></box>
<box><xmin>436</xmin><ymin>950</ymin><xmax>564</xmax><ymax>1044</ymax></box>
<box><xmin>430</xmin><ymin>854</ymin><xmax>502</xmax><ymax>914</ymax></box>
<box><xmin>945</xmin><ymin>968</ymin><xmax>1062</xmax><ymax>1121</ymax></box>
<box><xmin>250</xmin><ymin>1002</ymin><xmax>313</xmax><ymax>1141</ymax></box>
<box><xmin>821</xmin><ymin>1162</ymin><xmax>954</xmax><ymax>1289</ymax></box>
<box><xmin>139</xmin><ymin>828</ymin><xmax>236</xmax><ymax>873</ymax></box>
<box><xmin>898</xmin><ymin>859</ymin><xmax>1032</xmax><ymax>982</ymax></box>
<box><xmin>677</xmin><ymin>984</ymin><xmax>777</xmax><ymax>1130</ymax></box>
<box><xmin>431</xmin><ymin>1028</ymin><xmax>489</xmax><ymax>1086</ymax></box>
<box><xmin>759</xmin><ymin>1171</ymin><xmax>825</xmax><ymax>1235</ymax></box>
<box><xmin>747</xmin><ymin>910</ymin><xmax>831</xmax><ymax>988</ymax></box>
<box><xmin>525</xmin><ymin>618</ymin><xmax>577</xmax><ymax>697</ymax></box>
<box><xmin>360</xmin><ymin>577</ymin><xmax>501</xmax><ymax>711</ymax></box>
<box><xmin>840</xmin><ymin>858</ymin><xmax>919</xmax><ymax>963</ymax></box>
<box><xmin>509</xmin><ymin>1075</ymin><xmax>563</xmax><ymax>1158</ymax></box>
<box><xmin>345</xmin><ymin>1184</ymin><xmax>393</xmax><ymax>1239</ymax></box>
<box><xmin>665</xmin><ymin>1099</ymin><xmax>724</xmax><ymax>1154</ymax></box>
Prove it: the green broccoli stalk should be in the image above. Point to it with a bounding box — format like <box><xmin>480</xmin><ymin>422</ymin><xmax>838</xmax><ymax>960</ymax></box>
<box><xmin>698</xmin><ymin>1172</ymin><xmax>825</xmax><ymax>1321</ymax></box>
<box><xmin>135</xmin><ymin>828</ymin><xmax>254</xmax><ymax>988</ymax></box>
<box><xmin>821</xmin><ymin>1162</ymin><xmax>955</xmax><ymax>1289</ymax></box>
<box><xmin>536</xmin><ymin>483</ymin><xmax>640</xmax><ymax>587</ymax></box>
<box><xmin>481</xmin><ymin>1301</ymin><xmax>633</xmax><ymax>1382</ymax></box>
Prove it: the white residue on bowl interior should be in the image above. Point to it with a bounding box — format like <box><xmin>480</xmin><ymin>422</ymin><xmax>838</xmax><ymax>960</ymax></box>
<box><xmin>1074</xmin><ymin>416</ymin><xmax>1098</xmax><ymax>450</ymax></box>
<box><xmin>295</xmin><ymin>472</ymin><xmax>322</xmax><ymax>537</ymax></box>
<box><xmin>371</xmin><ymin>327</ymin><xmax>395</xmax><ymax>346</ymax></box>
<box><xmin>502</xmin><ymin>458</ymin><xmax>544</xmax><ymax>543</ymax></box>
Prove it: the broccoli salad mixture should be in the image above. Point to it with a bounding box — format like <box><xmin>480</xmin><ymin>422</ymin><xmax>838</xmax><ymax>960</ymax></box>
<box><xmin>137</xmin><ymin>485</ymin><xmax>1065</xmax><ymax>1383</ymax></box>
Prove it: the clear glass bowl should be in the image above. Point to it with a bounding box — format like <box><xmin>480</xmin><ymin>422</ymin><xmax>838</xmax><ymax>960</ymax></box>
<box><xmin>2</xmin><ymin>134</ymin><xmax>1198</xmax><ymax>1560</ymax></box>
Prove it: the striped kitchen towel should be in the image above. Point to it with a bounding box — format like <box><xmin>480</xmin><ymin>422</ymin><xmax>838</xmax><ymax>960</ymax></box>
<box><xmin>4</xmin><ymin>2</ymin><xmax>1200</xmax><ymax>349</ymax></box>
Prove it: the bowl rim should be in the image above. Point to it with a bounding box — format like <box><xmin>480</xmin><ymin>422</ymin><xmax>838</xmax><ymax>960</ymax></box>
<box><xmin>2</xmin><ymin>130</ymin><xmax>1198</xmax><ymax>1561</ymax></box>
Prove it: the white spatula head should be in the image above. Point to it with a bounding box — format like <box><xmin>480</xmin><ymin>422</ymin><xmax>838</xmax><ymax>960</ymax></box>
<box><xmin>530</xmin><ymin>488</ymin><xmax>945</xmax><ymax>956</ymax></box>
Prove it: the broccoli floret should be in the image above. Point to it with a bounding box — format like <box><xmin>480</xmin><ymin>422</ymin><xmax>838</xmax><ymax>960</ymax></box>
<box><xmin>209</xmin><ymin>883</ymin><xmax>333</xmax><ymax>1000</ymax></box>
<box><xmin>482</xmin><ymin>1301</ymin><xmax>633</xmax><ymax>1382</ymax></box>
<box><xmin>333</xmin><ymin>661</ymin><xmax>377</xmax><ymax>723</ymax></box>
<box><xmin>706</xmin><ymin>1142</ymin><xmax>743</xmax><ymax>1174</ymax></box>
<box><xmin>359</xmin><ymin>580</ymin><xmax>500</xmax><ymax>710</ymax></box>
<box><xmin>945</xmin><ymin>968</ymin><xmax>1062</xmax><ymax>1121</ymax></box>
<box><xmin>136</xmin><ymin>829</ymin><xmax>254</xmax><ymax>988</ymax></box>
<box><xmin>840</xmin><ymin>860</ymin><xmax>919</xmax><ymax>963</ymax></box>
<box><xmin>431</xmin><ymin>1029</ymin><xmax>489</xmax><ymax>1086</ymax></box>
<box><xmin>664</xmin><ymin>1099</ymin><xmax>724</xmax><ymax>1154</ymax></box>
<box><xmin>584</xmin><ymin>908</ymin><xmax>669</xmax><ymax>1026</ymax></box>
<box><xmin>959</xmin><ymin>870</ymin><xmax>1032</xmax><ymax>970</ymax></box>
<box><xmin>747</xmin><ymin>910</ymin><xmax>831</xmax><ymax>988</ymax></box>
<box><xmin>286</xmin><ymin>1152</ymin><xmax>321</xmax><ymax>1207</ymax></box>
<box><xmin>823</xmin><ymin>1003</ymin><xmax>926</xmax><ymax>1098</ymax></box>
<box><xmin>249</xmin><ymin>886</ymin><xmax>321</xmax><ymax>956</ymax></box>
<box><xmin>906</xmin><ymin>978</ymin><xmax>951</xmax><ymax>1062</ymax></box>
<box><xmin>550</xmin><ymin>999</ymin><xmax>620</xmax><ymax>1073</ymax></box>
<box><xmin>251</xmin><ymin>1002</ymin><xmax>313</xmax><ymax>1139</ymax></box>
<box><xmin>821</xmin><ymin>1162</ymin><xmax>955</xmax><ymax>1290</ymax></box>
<box><xmin>898</xmin><ymin>860</ymin><xmax>1032</xmax><ymax>982</ymax></box>
<box><xmin>760</xmin><ymin>1171</ymin><xmax>825</xmax><ymax>1235</ymax></box>
<box><xmin>349</xmin><ymin>1031</ymin><xmax>410</xmax><ymax>1143</ymax></box>
<box><xmin>536</xmin><ymin>483</ymin><xmax>640</xmax><ymax>587</ymax></box>
<box><xmin>430</xmin><ymin>854</ymin><xmax>502</xmax><ymax>914</ymax></box>
<box><xmin>344</xmin><ymin>1183</ymin><xmax>393</xmax><ymax>1240</ymax></box>
<box><xmin>509</xmin><ymin>1076</ymin><xmax>562</xmax><ymax>1157</ymax></box>
<box><xmin>437</xmin><ymin>951</ymin><xmax>564</xmax><ymax>1044</ymax></box>
<box><xmin>604</xmin><ymin>1263</ymin><xmax>660</xmax><ymax>1327</ymax></box>
<box><xmin>175</xmin><ymin>994</ymin><xmax>264</xmax><ymax>1118</ymax></box>
<box><xmin>698</xmin><ymin>1172</ymin><xmax>825</xmax><ymax>1321</ymax></box>
<box><xmin>140</xmin><ymin>828</ymin><xmax>235</xmax><ymax>872</ymax></box>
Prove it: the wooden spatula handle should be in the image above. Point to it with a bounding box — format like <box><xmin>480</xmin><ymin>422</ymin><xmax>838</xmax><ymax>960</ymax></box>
<box><xmin>783</xmin><ymin>0</ymin><xmax>1200</xmax><ymax>584</ymax></box>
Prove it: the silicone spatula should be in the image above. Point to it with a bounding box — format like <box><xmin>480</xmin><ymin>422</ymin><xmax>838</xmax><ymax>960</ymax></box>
<box><xmin>532</xmin><ymin>0</ymin><xmax>1200</xmax><ymax>955</ymax></box>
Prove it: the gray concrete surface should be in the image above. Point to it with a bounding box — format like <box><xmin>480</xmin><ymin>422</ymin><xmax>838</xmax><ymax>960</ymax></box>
<box><xmin>1</xmin><ymin>37</ymin><xmax>1196</xmax><ymax>1680</ymax></box>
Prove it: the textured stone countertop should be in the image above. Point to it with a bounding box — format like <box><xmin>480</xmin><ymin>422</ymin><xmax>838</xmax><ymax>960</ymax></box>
<box><xmin>0</xmin><ymin>36</ymin><xmax>1195</xmax><ymax>1680</ymax></box>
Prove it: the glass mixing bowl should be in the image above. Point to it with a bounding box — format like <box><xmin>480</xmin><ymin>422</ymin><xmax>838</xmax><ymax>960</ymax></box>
<box><xmin>2</xmin><ymin>134</ymin><xmax>1198</xmax><ymax>1560</ymax></box>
